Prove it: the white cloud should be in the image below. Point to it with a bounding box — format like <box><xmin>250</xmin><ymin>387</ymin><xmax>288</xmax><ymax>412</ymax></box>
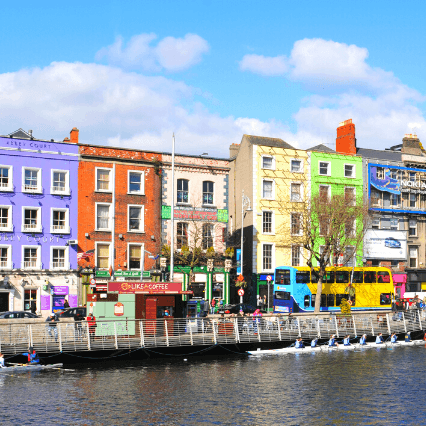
<box><xmin>239</xmin><ymin>54</ymin><xmax>288</xmax><ymax>76</ymax></box>
<box><xmin>95</xmin><ymin>33</ymin><xmax>209</xmax><ymax>72</ymax></box>
<box><xmin>0</xmin><ymin>61</ymin><xmax>292</xmax><ymax>157</ymax></box>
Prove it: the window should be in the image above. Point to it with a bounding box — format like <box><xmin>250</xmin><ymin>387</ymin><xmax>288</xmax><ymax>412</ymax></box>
<box><xmin>22</xmin><ymin>207</ymin><xmax>41</xmax><ymax>233</ymax></box>
<box><xmin>409</xmin><ymin>246</ymin><xmax>418</xmax><ymax>268</ymax></box>
<box><xmin>409</xmin><ymin>172</ymin><xmax>416</xmax><ymax>182</ymax></box>
<box><xmin>275</xmin><ymin>291</ymin><xmax>290</xmax><ymax>300</ymax></box>
<box><xmin>345</xmin><ymin>218</ymin><xmax>355</xmax><ymax>237</ymax></box>
<box><xmin>22</xmin><ymin>168</ymin><xmax>41</xmax><ymax>193</ymax></box>
<box><xmin>344</xmin><ymin>164</ymin><xmax>355</xmax><ymax>178</ymax></box>
<box><xmin>291</xmin><ymin>159</ymin><xmax>302</xmax><ymax>173</ymax></box>
<box><xmin>202</xmin><ymin>224</ymin><xmax>214</xmax><ymax>249</ymax></box>
<box><xmin>128</xmin><ymin>205</ymin><xmax>144</xmax><ymax>232</ymax></box>
<box><xmin>262</xmin><ymin>155</ymin><xmax>275</xmax><ymax>170</ymax></box>
<box><xmin>336</xmin><ymin>271</ymin><xmax>350</xmax><ymax>283</ymax></box>
<box><xmin>128</xmin><ymin>244</ymin><xmax>142</xmax><ymax>269</ymax></box>
<box><xmin>177</xmin><ymin>222</ymin><xmax>188</xmax><ymax>248</ymax></box>
<box><xmin>276</xmin><ymin>269</ymin><xmax>290</xmax><ymax>284</ymax></box>
<box><xmin>390</xmin><ymin>194</ymin><xmax>400</xmax><ymax>207</ymax></box>
<box><xmin>96</xmin><ymin>204</ymin><xmax>111</xmax><ymax>231</ymax></box>
<box><xmin>51</xmin><ymin>247</ymin><xmax>68</xmax><ymax>270</ymax></box>
<box><xmin>319</xmin><ymin>161</ymin><xmax>330</xmax><ymax>176</ymax></box>
<box><xmin>262</xmin><ymin>179</ymin><xmax>274</xmax><ymax>199</ymax></box>
<box><xmin>296</xmin><ymin>271</ymin><xmax>310</xmax><ymax>283</ymax></box>
<box><xmin>177</xmin><ymin>179</ymin><xmax>189</xmax><ymax>203</ymax></box>
<box><xmin>380</xmin><ymin>293</ymin><xmax>391</xmax><ymax>305</ymax></box>
<box><xmin>0</xmin><ymin>206</ymin><xmax>12</xmax><ymax>232</ymax></box>
<box><xmin>345</xmin><ymin>187</ymin><xmax>355</xmax><ymax>205</ymax></box>
<box><xmin>319</xmin><ymin>185</ymin><xmax>330</xmax><ymax>202</ymax></box>
<box><xmin>203</xmin><ymin>181</ymin><xmax>214</xmax><ymax>205</ymax></box>
<box><xmin>24</xmin><ymin>289</ymin><xmax>37</xmax><ymax>312</ymax></box>
<box><xmin>409</xmin><ymin>219</ymin><xmax>417</xmax><ymax>236</ymax></box>
<box><xmin>372</xmin><ymin>217</ymin><xmax>380</xmax><ymax>229</ymax></box>
<box><xmin>51</xmin><ymin>170</ymin><xmax>69</xmax><ymax>195</ymax></box>
<box><xmin>96</xmin><ymin>168</ymin><xmax>111</xmax><ymax>192</ymax></box>
<box><xmin>291</xmin><ymin>183</ymin><xmax>302</xmax><ymax>202</ymax></box>
<box><xmin>410</xmin><ymin>194</ymin><xmax>418</xmax><ymax>208</ymax></box>
<box><xmin>0</xmin><ymin>245</ymin><xmax>11</xmax><ymax>269</ymax></box>
<box><xmin>327</xmin><ymin>294</ymin><xmax>335</xmax><ymax>307</ymax></box>
<box><xmin>364</xmin><ymin>271</ymin><xmax>376</xmax><ymax>283</ymax></box>
<box><xmin>22</xmin><ymin>246</ymin><xmax>40</xmax><ymax>269</ymax></box>
<box><xmin>380</xmin><ymin>217</ymin><xmax>391</xmax><ymax>229</ymax></box>
<box><xmin>291</xmin><ymin>213</ymin><xmax>302</xmax><ymax>235</ymax></box>
<box><xmin>377</xmin><ymin>271</ymin><xmax>390</xmax><ymax>283</ymax></box>
<box><xmin>0</xmin><ymin>166</ymin><xmax>13</xmax><ymax>191</ymax></box>
<box><xmin>51</xmin><ymin>209</ymin><xmax>69</xmax><ymax>234</ymax></box>
<box><xmin>291</xmin><ymin>246</ymin><xmax>301</xmax><ymax>266</ymax></box>
<box><xmin>96</xmin><ymin>244</ymin><xmax>110</xmax><ymax>269</ymax></box>
<box><xmin>262</xmin><ymin>244</ymin><xmax>273</xmax><ymax>271</ymax></box>
<box><xmin>128</xmin><ymin>171</ymin><xmax>145</xmax><ymax>194</ymax></box>
<box><xmin>262</xmin><ymin>211</ymin><xmax>273</xmax><ymax>234</ymax></box>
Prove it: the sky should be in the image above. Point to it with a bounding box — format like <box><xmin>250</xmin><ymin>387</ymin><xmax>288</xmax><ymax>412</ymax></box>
<box><xmin>1</xmin><ymin>1</ymin><xmax>426</xmax><ymax>157</ymax></box>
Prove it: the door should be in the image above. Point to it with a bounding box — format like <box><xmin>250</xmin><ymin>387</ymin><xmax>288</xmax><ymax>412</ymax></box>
<box><xmin>0</xmin><ymin>293</ymin><xmax>8</xmax><ymax>311</ymax></box>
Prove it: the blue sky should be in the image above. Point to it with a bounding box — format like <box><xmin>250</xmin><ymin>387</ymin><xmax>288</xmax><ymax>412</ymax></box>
<box><xmin>1</xmin><ymin>1</ymin><xmax>426</xmax><ymax>157</ymax></box>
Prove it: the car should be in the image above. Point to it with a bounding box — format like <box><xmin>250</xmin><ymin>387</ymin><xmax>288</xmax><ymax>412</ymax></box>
<box><xmin>0</xmin><ymin>311</ymin><xmax>40</xmax><ymax>319</ymax></box>
<box><xmin>55</xmin><ymin>307</ymin><xmax>87</xmax><ymax>318</ymax></box>
<box><xmin>384</xmin><ymin>237</ymin><xmax>401</xmax><ymax>248</ymax></box>
<box><xmin>217</xmin><ymin>303</ymin><xmax>265</xmax><ymax>315</ymax></box>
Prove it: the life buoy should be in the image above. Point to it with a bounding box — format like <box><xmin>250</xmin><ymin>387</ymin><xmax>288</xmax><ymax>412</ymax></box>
<box><xmin>348</xmin><ymin>300</ymin><xmax>353</xmax><ymax>306</ymax></box>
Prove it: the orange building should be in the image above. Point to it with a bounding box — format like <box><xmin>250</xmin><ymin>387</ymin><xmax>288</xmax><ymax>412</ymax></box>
<box><xmin>77</xmin><ymin>141</ymin><xmax>162</xmax><ymax>295</ymax></box>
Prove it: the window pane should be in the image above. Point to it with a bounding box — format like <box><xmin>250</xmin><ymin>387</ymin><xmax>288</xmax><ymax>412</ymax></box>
<box><xmin>353</xmin><ymin>271</ymin><xmax>363</xmax><ymax>283</ymax></box>
<box><xmin>97</xmin><ymin>244</ymin><xmax>109</xmax><ymax>268</ymax></box>
<box><xmin>53</xmin><ymin>172</ymin><xmax>66</xmax><ymax>190</ymax></box>
<box><xmin>263</xmin><ymin>181</ymin><xmax>273</xmax><ymax>198</ymax></box>
<box><xmin>203</xmin><ymin>181</ymin><xmax>214</xmax><ymax>205</ymax></box>
<box><xmin>0</xmin><ymin>167</ymin><xmax>9</xmax><ymax>188</ymax></box>
<box><xmin>276</xmin><ymin>269</ymin><xmax>290</xmax><ymax>285</ymax></box>
<box><xmin>263</xmin><ymin>211</ymin><xmax>272</xmax><ymax>233</ymax></box>
<box><xmin>364</xmin><ymin>271</ymin><xmax>376</xmax><ymax>283</ymax></box>
<box><xmin>129</xmin><ymin>172</ymin><xmax>141</xmax><ymax>192</ymax></box>
<box><xmin>336</xmin><ymin>271</ymin><xmax>349</xmax><ymax>283</ymax></box>
<box><xmin>177</xmin><ymin>179</ymin><xmax>189</xmax><ymax>203</ymax></box>
<box><xmin>291</xmin><ymin>160</ymin><xmax>301</xmax><ymax>172</ymax></box>
<box><xmin>202</xmin><ymin>224</ymin><xmax>214</xmax><ymax>249</ymax></box>
<box><xmin>263</xmin><ymin>244</ymin><xmax>272</xmax><ymax>270</ymax></box>
<box><xmin>129</xmin><ymin>207</ymin><xmax>141</xmax><ymax>230</ymax></box>
<box><xmin>262</xmin><ymin>157</ymin><xmax>273</xmax><ymax>169</ymax></box>
<box><xmin>319</xmin><ymin>162</ymin><xmax>329</xmax><ymax>175</ymax></box>
<box><xmin>177</xmin><ymin>222</ymin><xmax>188</xmax><ymax>248</ymax></box>
<box><xmin>129</xmin><ymin>245</ymin><xmax>141</xmax><ymax>269</ymax></box>
<box><xmin>97</xmin><ymin>169</ymin><xmax>110</xmax><ymax>190</ymax></box>
<box><xmin>97</xmin><ymin>205</ymin><xmax>110</xmax><ymax>229</ymax></box>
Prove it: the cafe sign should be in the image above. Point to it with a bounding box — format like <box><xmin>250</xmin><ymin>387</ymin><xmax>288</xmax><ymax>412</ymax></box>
<box><xmin>161</xmin><ymin>206</ymin><xmax>228</xmax><ymax>222</ymax></box>
<box><xmin>108</xmin><ymin>281</ymin><xmax>193</xmax><ymax>295</ymax></box>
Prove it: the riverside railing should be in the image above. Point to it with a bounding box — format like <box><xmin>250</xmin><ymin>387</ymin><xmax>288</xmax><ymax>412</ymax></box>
<box><xmin>0</xmin><ymin>311</ymin><xmax>424</xmax><ymax>356</ymax></box>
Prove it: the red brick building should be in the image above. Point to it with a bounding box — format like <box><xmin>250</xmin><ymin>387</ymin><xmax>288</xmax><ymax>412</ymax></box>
<box><xmin>77</xmin><ymin>141</ymin><xmax>162</xmax><ymax>293</ymax></box>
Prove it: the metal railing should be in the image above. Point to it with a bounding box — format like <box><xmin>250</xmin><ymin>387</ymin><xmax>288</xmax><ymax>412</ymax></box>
<box><xmin>0</xmin><ymin>311</ymin><xmax>424</xmax><ymax>356</ymax></box>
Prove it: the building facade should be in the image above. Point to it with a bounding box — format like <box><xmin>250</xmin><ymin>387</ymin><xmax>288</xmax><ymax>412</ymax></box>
<box><xmin>161</xmin><ymin>153</ymin><xmax>230</xmax><ymax>303</ymax></box>
<box><xmin>0</xmin><ymin>128</ymin><xmax>79</xmax><ymax>316</ymax></box>
<box><xmin>77</xmin><ymin>143</ymin><xmax>162</xmax><ymax>301</ymax></box>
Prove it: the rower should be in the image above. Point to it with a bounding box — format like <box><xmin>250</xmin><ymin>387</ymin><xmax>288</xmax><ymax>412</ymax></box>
<box><xmin>375</xmin><ymin>333</ymin><xmax>384</xmax><ymax>344</ymax></box>
<box><xmin>0</xmin><ymin>352</ymin><xmax>4</xmax><ymax>368</ymax></box>
<box><xmin>295</xmin><ymin>338</ymin><xmax>305</xmax><ymax>349</ymax></box>
<box><xmin>329</xmin><ymin>335</ymin><xmax>338</xmax><ymax>347</ymax></box>
<box><xmin>343</xmin><ymin>335</ymin><xmax>351</xmax><ymax>346</ymax></box>
<box><xmin>359</xmin><ymin>334</ymin><xmax>367</xmax><ymax>345</ymax></box>
<box><xmin>22</xmin><ymin>347</ymin><xmax>40</xmax><ymax>364</ymax></box>
<box><xmin>390</xmin><ymin>333</ymin><xmax>398</xmax><ymax>344</ymax></box>
<box><xmin>311</xmin><ymin>338</ymin><xmax>319</xmax><ymax>348</ymax></box>
<box><xmin>405</xmin><ymin>332</ymin><xmax>411</xmax><ymax>342</ymax></box>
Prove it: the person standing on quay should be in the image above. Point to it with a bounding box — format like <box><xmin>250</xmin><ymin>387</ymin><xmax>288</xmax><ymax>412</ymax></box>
<box><xmin>87</xmin><ymin>313</ymin><xmax>97</xmax><ymax>339</ymax></box>
<box><xmin>210</xmin><ymin>298</ymin><xmax>216</xmax><ymax>315</ymax></box>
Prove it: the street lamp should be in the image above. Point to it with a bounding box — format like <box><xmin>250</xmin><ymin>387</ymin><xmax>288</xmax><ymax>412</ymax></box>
<box><xmin>240</xmin><ymin>190</ymin><xmax>252</xmax><ymax>302</ymax></box>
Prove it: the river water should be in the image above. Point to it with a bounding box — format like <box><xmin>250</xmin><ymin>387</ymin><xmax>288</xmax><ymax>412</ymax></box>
<box><xmin>1</xmin><ymin>345</ymin><xmax>426</xmax><ymax>426</ymax></box>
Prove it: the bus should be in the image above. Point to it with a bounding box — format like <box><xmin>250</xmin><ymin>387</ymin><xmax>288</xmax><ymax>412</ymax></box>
<box><xmin>273</xmin><ymin>266</ymin><xmax>394</xmax><ymax>313</ymax></box>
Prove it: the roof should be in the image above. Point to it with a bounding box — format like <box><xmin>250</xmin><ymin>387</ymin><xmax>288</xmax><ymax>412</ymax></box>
<box><xmin>7</xmin><ymin>128</ymin><xmax>33</xmax><ymax>139</ymax></box>
<box><xmin>307</xmin><ymin>144</ymin><xmax>335</xmax><ymax>153</ymax></box>
<box><xmin>242</xmin><ymin>134</ymin><xmax>295</xmax><ymax>150</ymax></box>
<box><xmin>356</xmin><ymin>148</ymin><xmax>402</xmax><ymax>162</ymax></box>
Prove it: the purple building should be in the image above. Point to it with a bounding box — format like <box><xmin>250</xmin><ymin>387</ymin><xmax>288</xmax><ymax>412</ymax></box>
<box><xmin>0</xmin><ymin>128</ymin><xmax>79</xmax><ymax>317</ymax></box>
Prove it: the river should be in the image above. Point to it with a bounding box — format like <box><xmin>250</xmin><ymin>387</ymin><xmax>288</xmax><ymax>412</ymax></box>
<box><xmin>1</xmin><ymin>345</ymin><xmax>426</xmax><ymax>425</ymax></box>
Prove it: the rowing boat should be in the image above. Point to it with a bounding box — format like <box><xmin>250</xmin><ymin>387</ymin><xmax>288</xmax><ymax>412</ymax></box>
<box><xmin>0</xmin><ymin>363</ymin><xmax>63</xmax><ymax>373</ymax></box>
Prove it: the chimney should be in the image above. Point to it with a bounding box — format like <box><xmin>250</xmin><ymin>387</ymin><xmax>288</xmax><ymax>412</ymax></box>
<box><xmin>336</xmin><ymin>119</ymin><xmax>356</xmax><ymax>155</ymax></box>
<box><xmin>69</xmin><ymin>127</ymin><xmax>79</xmax><ymax>144</ymax></box>
<box><xmin>401</xmin><ymin>133</ymin><xmax>423</xmax><ymax>155</ymax></box>
<box><xmin>229</xmin><ymin>143</ymin><xmax>240</xmax><ymax>158</ymax></box>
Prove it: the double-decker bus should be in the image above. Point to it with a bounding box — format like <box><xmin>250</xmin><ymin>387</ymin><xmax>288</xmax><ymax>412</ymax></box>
<box><xmin>273</xmin><ymin>266</ymin><xmax>394</xmax><ymax>313</ymax></box>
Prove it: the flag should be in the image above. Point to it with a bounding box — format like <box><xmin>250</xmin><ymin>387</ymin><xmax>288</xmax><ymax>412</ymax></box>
<box><xmin>77</xmin><ymin>250</ymin><xmax>94</xmax><ymax>260</ymax></box>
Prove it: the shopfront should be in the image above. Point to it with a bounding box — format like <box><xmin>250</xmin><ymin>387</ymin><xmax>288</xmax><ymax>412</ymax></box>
<box><xmin>393</xmin><ymin>273</ymin><xmax>407</xmax><ymax>298</ymax></box>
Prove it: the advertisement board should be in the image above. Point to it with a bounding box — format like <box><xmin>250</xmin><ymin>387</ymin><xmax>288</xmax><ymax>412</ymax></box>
<box><xmin>364</xmin><ymin>229</ymin><xmax>407</xmax><ymax>260</ymax></box>
<box><xmin>108</xmin><ymin>281</ymin><xmax>193</xmax><ymax>294</ymax></box>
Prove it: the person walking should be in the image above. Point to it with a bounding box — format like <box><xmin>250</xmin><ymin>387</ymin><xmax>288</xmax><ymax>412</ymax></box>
<box><xmin>263</xmin><ymin>295</ymin><xmax>267</xmax><ymax>311</ymax></box>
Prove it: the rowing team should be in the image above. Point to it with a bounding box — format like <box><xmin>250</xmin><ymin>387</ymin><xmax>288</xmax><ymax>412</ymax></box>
<box><xmin>294</xmin><ymin>332</ymin><xmax>414</xmax><ymax>349</ymax></box>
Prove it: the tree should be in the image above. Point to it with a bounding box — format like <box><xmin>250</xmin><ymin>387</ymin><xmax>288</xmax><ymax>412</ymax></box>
<box><xmin>291</xmin><ymin>190</ymin><xmax>370</xmax><ymax>313</ymax></box>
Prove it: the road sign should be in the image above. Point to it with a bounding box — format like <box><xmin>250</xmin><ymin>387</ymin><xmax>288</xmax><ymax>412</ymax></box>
<box><xmin>90</xmin><ymin>278</ymin><xmax>96</xmax><ymax>286</ymax></box>
<box><xmin>238</xmin><ymin>289</ymin><xmax>244</xmax><ymax>296</ymax></box>
<box><xmin>266</xmin><ymin>275</ymin><xmax>272</xmax><ymax>282</ymax></box>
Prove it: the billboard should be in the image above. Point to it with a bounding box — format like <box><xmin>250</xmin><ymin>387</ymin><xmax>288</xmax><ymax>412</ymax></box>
<box><xmin>364</xmin><ymin>229</ymin><xmax>407</xmax><ymax>260</ymax></box>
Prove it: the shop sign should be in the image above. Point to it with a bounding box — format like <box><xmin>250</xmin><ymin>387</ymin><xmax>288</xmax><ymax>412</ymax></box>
<box><xmin>114</xmin><ymin>270</ymin><xmax>151</xmax><ymax>278</ymax></box>
<box><xmin>108</xmin><ymin>281</ymin><xmax>193</xmax><ymax>295</ymax></box>
<box><xmin>52</xmin><ymin>286</ymin><xmax>69</xmax><ymax>295</ymax></box>
<box><xmin>161</xmin><ymin>205</ymin><xmax>228</xmax><ymax>223</ymax></box>
<box><xmin>96</xmin><ymin>270</ymin><xmax>110</xmax><ymax>277</ymax></box>
<box><xmin>114</xmin><ymin>302</ymin><xmax>124</xmax><ymax>316</ymax></box>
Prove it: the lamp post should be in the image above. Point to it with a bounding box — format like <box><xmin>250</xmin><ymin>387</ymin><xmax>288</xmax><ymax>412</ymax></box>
<box><xmin>240</xmin><ymin>190</ymin><xmax>252</xmax><ymax>303</ymax></box>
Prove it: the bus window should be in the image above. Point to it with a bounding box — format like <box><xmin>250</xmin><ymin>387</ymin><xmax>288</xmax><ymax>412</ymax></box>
<box><xmin>311</xmin><ymin>294</ymin><xmax>316</xmax><ymax>307</ymax></box>
<box><xmin>336</xmin><ymin>271</ymin><xmax>349</xmax><ymax>283</ymax></box>
<box><xmin>296</xmin><ymin>271</ymin><xmax>310</xmax><ymax>283</ymax></box>
<box><xmin>380</xmin><ymin>293</ymin><xmax>391</xmax><ymax>305</ymax></box>
<box><xmin>377</xmin><ymin>271</ymin><xmax>390</xmax><ymax>283</ymax></box>
<box><xmin>320</xmin><ymin>294</ymin><xmax>326</xmax><ymax>307</ymax></box>
<box><xmin>352</xmin><ymin>271</ymin><xmax>363</xmax><ymax>283</ymax></box>
<box><xmin>336</xmin><ymin>294</ymin><xmax>348</xmax><ymax>306</ymax></box>
<box><xmin>304</xmin><ymin>295</ymin><xmax>310</xmax><ymax>308</ymax></box>
<box><xmin>276</xmin><ymin>269</ymin><xmax>290</xmax><ymax>285</ymax></box>
<box><xmin>364</xmin><ymin>271</ymin><xmax>377</xmax><ymax>283</ymax></box>
<box><xmin>275</xmin><ymin>291</ymin><xmax>290</xmax><ymax>300</ymax></box>
<box><xmin>323</xmin><ymin>271</ymin><xmax>335</xmax><ymax>283</ymax></box>
<box><xmin>327</xmin><ymin>294</ymin><xmax>335</xmax><ymax>307</ymax></box>
<box><xmin>351</xmin><ymin>295</ymin><xmax>356</xmax><ymax>306</ymax></box>
<box><xmin>311</xmin><ymin>269</ymin><xmax>319</xmax><ymax>283</ymax></box>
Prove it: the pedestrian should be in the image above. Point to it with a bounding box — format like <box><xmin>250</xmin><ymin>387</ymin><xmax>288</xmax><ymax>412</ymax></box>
<box><xmin>46</xmin><ymin>313</ymin><xmax>59</xmax><ymax>342</ymax></box>
<box><xmin>203</xmin><ymin>299</ymin><xmax>210</xmax><ymax>317</ymax></box>
<box><xmin>64</xmin><ymin>298</ymin><xmax>70</xmax><ymax>309</ymax></box>
<box><xmin>30</xmin><ymin>300</ymin><xmax>36</xmax><ymax>315</ymax></box>
<box><xmin>87</xmin><ymin>312</ymin><xmax>97</xmax><ymax>339</ymax></box>
<box><xmin>263</xmin><ymin>295</ymin><xmax>267</xmax><ymax>311</ymax></box>
<box><xmin>257</xmin><ymin>295</ymin><xmax>262</xmax><ymax>309</ymax></box>
<box><xmin>210</xmin><ymin>298</ymin><xmax>216</xmax><ymax>315</ymax></box>
<box><xmin>74</xmin><ymin>312</ymin><xmax>84</xmax><ymax>338</ymax></box>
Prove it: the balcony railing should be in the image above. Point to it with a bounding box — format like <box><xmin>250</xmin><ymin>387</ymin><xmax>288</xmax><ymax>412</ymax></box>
<box><xmin>22</xmin><ymin>261</ymin><xmax>38</xmax><ymax>269</ymax></box>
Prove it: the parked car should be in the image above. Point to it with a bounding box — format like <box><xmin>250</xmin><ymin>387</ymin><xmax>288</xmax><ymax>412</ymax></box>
<box><xmin>218</xmin><ymin>303</ymin><xmax>265</xmax><ymax>314</ymax></box>
<box><xmin>55</xmin><ymin>307</ymin><xmax>87</xmax><ymax>318</ymax></box>
<box><xmin>0</xmin><ymin>311</ymin><xmax>40</xmax><ymax>319</ymax></box>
